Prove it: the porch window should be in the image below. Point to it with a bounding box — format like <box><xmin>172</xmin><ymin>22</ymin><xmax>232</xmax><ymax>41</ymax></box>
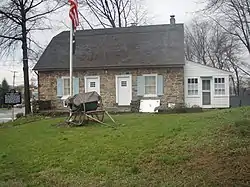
<box><xmin>187</xmin><ymin>78</ymin><xmax>198</xmax><ymax>95</ymax></box>
<box><xmin>144</xmin><ymin>75</ymin><xmax>157</xmax><ymax>95</ymax></box>
<box><xmin>214</xmin><ymin>78</ymin><xmax>225</xmax><ymax>95</ymax></box>
<box><xmin>63</xmin><ymin>78</ymin><xmax>70</xmax><ymax>96</ymax></box>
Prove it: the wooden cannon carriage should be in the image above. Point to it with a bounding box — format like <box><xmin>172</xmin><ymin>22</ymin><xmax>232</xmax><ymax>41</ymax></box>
<box><xmin>64</xmin><ymin>91</ymin><xmax>116</xmax><ymax>126</ymax></box>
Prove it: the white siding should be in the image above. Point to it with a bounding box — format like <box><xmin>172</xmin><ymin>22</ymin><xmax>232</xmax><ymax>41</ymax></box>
<box><xmin>184</xmin><ymin>61</ymin><xmax>232</xmax><ymax>108</ymax></box>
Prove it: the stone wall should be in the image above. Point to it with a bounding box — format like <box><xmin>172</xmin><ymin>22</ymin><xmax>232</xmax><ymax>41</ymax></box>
<box><xmin>38</xmin><ymin>67</ymin><xmax>184</xmax><ymax>111</ymax></box>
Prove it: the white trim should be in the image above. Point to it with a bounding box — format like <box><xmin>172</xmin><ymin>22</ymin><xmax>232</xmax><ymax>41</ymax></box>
<box><xmin>142</xmin><ymin>73</ymin><xmax>158</xmax><ymax>97</ymax></box>
<box><xmin>61</xmin><ymin>76</ymin><xmax>70</xmax><ymax>79</ymax></box>
<box><xmin>84</xmin><ymin>75</ymin><xmax>100</xmax><ymax>94</ymax></box>
<box><xmin>115</xmin><ymin>74</ymin><xmax>132</xmax><ymax>105</ymax></box>
<box><xmin>186</xmin><ymin>60</ymin><xmax>233</xmax><ymax>75</ymax></box>
<box><xmin>142</xmin><ymin>74</ymin><xmax>158</xmax><ymax>76</ymax></box>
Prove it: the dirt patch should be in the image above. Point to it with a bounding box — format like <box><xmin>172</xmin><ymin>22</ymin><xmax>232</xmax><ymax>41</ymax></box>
<box><xmin>183</xmin><ymin>123</ymin><xmax>250</xmax><ymax>187</ymax></box>
<box><xmin>133</xmin><ymin>124</ymin><xmax>250</xmax><ymax>186</ymax></box>
<box><xmin>185</xmin><ymin>148</ymin><xmax>250</xmax><ymax>186</ymax></box>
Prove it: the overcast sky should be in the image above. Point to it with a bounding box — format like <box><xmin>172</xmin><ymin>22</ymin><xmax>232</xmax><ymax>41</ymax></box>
<box><xmin>0</xmin><ymin>0</ymin><xmax>205</xmax><ymax>86</ymax></box>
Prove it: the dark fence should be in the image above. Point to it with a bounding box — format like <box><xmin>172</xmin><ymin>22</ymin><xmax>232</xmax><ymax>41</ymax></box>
<box><xmin>230</xmin><ymin>96</ymin><xmax>250</xmax><ymax>107</ymax></box>
<box><xmin>32</xmin><ymin>100</ymin><xmax>52</xmax><ymax>113</ymax></box>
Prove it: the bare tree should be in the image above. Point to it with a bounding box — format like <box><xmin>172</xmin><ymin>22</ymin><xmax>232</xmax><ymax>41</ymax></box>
<box><xmin>185</xmin><ymin>19</ymin><xmax>210</xmax><ymax>65</ymax></box>
<box><xmin>78</xmin><ymin>0</ymin><xmax>149</xmax><ymax>29</ymax></box>
<box><xmin>128</xmin><ymin>0</ymin><xmax>149</xmax><ymax>26</ymax></box>
<box><xmin>0</xmin><ymin>0</ymin><xmax>65</xmax><ymax>115</ymax></box>
<box><xmin>203</xmin><ymin>0</ymin><xmax>250</xmax><ymax>54</ymax></box>
<box><xmin>185</xmin><ymin>17</ymin><xmax>247</xmax><ymax>95</ymax></box>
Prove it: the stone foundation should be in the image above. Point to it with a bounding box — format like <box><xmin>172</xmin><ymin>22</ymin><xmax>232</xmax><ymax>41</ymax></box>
<box><xmin>38</xmin><ymin>67</ymin><xmax>184</xmax><ymax>111</ymax></box>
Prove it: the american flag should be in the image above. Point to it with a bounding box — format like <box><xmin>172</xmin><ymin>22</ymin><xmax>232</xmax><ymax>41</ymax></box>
<box><xmin>69</xmin><ymin>0</ymin><xmax>79</xmax><ymax>54</ymax></box>
<box><xmin>68</xmin><ymin>0</ymin><xmax>79</xmax><ymax>30</ymax></box>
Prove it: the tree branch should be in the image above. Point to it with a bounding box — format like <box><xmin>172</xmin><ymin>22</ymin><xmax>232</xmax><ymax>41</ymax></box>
<box><xmin>26</xmin><ymin>2</ymin><xmax>65</xmax><ymax>21</ymax></box>
<box><xmin>0</xmin><ymin>34</ymin><xmax>22</xmax><ymax>40</ymax></box>
<box><xmin>79</xmin><ymin>11</ymin><xmax>94</xmax><ymax>29</ymax></box>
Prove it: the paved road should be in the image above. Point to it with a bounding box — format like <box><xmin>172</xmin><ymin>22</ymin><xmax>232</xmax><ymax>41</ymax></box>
<box><xmin>0</xmin><ymin>107</ymin><xmax>25</xmax><ymax>123</ymax></box>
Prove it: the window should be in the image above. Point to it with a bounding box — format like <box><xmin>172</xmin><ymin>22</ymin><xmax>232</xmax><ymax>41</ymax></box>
<box><xmin>144</xmin><ymin>75</ymin><xmax>157</xmax><ymax>95</ymax></box>
<box><xmin>188</xmin><ymin>78</ymin><xmax>198</xmax><ymax>95</ymax></box>
<box><xmin>202</xmin><ymin>80</ymin><xmax>210</xmax><ymax>91</ymax></box>
<box><xmin>63</xmin><ymin>78</ymin><xmax>70</xmax><ymax>95</ymax></box>
<box><xmin>137</xmin><ymin>74</ymin><xmax>163</xmax><ymax>97</ymax></box>
<box><xmin>121</xmin><ymin>81</ymin><xmax>127</xmax><ymax>87</ymax></box>
<box><xmin>90</xmin><ymin>82</ymin><xmax>96</xmax><ymax>88</ymax></box>
<box><xmin>214</xmin><ymin>78</ymin><xmax>225</xmax><ymax>95</ymax></box>
<box><xmin>57</xmin><ymin>77</ymin><xmax>79</xmax><ymax>97</ymax></box>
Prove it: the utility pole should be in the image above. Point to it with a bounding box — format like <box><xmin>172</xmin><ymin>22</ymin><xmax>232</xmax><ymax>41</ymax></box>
<box><xmin>12</xmin><ymin>71</ymin><xmax>17</xmax><ymax>88</ymax></box>
<box><xmin>11</xmin><ymin>71</ymin><xmax>18</xmax><ymax>122</ymax></box>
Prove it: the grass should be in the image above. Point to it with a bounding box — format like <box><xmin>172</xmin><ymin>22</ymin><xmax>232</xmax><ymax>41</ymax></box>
<box><xmin>0</xmin><ymin>108</ymin><xmax>10</xmax><ymax>111</ymax></box>
<box><xmin>0</xmin><ymin>107</ymin><xmax>250</xmax><ymax>186</ymax></box>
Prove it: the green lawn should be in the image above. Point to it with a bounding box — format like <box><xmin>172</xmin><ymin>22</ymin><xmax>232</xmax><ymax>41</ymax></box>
<box><xmin>0</xmin><ymin>107</ymin><xmax>250</xmax><ymax>187</ymax></box>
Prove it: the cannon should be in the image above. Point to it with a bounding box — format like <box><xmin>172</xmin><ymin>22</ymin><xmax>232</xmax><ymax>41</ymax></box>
<box><xmin>64</xmin><ymin>91</ymin><xmax>117</xmax><ymax>126</ymax></box>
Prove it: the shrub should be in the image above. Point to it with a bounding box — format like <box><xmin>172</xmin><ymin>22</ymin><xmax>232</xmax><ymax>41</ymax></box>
<box><xmin>16</xmin><ymin>113</ymin><xmax>24</xmax><ymax>119</ymax></box>
<box><xmin>32</xmin><ymin>100</ymin><xmax>52</xmax><ymax>113</ymax></box>
<box><xmin>157</xmin><ymin>104</ymin><xmax>203</xmax><ymax>114</ymax></box>
<box><xmin>130</xmin><ymin>99</ymin><xmax>141</xmax><ymax>113</ymax></box>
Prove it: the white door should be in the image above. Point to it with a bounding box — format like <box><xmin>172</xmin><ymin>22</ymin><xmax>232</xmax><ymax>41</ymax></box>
<box><xmin>116</xmin><ymin>75</ymin><xmax>132</xmax><ymax>106</ymax></box>
<box><xmin>202</xmin><ymin>79</ymin><xmax>211</xmax><ymax>106</ymax></box>
<box><xmin>85</xmin><ymin>76</ymin><xmax>100</xmax><ymax>94</ymax></box>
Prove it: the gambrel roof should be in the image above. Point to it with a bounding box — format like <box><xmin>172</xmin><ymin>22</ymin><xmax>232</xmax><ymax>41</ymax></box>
<box><xmin>33</xmin><ymin>23</ymin><xmax>185</xmax><ymax>71</ymax></box>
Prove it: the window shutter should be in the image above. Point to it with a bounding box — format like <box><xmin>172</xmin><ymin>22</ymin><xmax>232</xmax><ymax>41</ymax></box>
<box><xmin>57</xmin><ymin>78</ymin><xmax>63</xmax><ymax>97</ymax></box>
<box><xmin>137</xmin><ymin>76</ymin><xmax>145</xmax><ymax>96</ymax></box>
<box><xmin>73</xmin><ymin>77</ymin><xmax>79</xmax><ymax>95</ymax></box>
<box><xmin>157</xmin><ymin>75</ymin><xmax>164</xmax><ymax>96</ymax></box>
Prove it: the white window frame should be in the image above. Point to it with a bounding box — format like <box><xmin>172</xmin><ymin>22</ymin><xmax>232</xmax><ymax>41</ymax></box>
<box><xmin>214</xmin><ymin>77</ymin><xmax>226</xmax><ymax>96</ymax></box>
<box><xmin>187</xmin><ymin>78</ymin><xmax>199</xmax><ymax>96</ymax></box>
<box><xmin>143</xmin><ymin>74</ymin><xmax>158</xmax><ymax>97</ymax></box>
<box><xmin>61</xmin><ymin>76</ymin><xmax>70</xmax><ymax>96</ymax></box>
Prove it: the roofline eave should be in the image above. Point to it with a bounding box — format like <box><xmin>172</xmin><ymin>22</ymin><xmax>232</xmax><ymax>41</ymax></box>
<box><xmin>33</xmin><ymin>63</ymin><xmax>185</xmax><ymax>71</ymax></box>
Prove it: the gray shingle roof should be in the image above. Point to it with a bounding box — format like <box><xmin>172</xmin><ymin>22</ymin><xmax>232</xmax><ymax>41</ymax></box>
<box><xmin>33</xmin><ymin>23</ymin><xmax>185</xmax><ymax>71</ymax></box>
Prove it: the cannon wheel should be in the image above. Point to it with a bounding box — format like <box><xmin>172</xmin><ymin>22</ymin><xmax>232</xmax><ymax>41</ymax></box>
<box><xmin>67</xmin><ymin>109</ymin><xmax>87</xmax><ymax>126</ymax></box>
<box><xmin>88</xmin><ymin>110</ymin><xmax>105</xmax><ymax>122</ymax></box>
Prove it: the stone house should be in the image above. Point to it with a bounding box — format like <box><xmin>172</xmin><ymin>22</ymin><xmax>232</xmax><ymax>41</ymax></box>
<box><xmin>34</xmin><ymin>15</ymin><xmax>233</xmax><ymax>111</ymax></box>
<box><xmin>33</xmin><ymin>16</ymin><xmax>185</xmax><ymax>111</ymax></box>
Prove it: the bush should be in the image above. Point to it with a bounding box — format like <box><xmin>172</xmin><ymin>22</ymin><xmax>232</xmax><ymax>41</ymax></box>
<box><xmin>16</xmin><ymin>113</ymin><xmax>24</xmax><ymax>119</ymax></box>
<box><xmin>157</xmin><ymin>104</ymin><xmax>203</xmax><ymax>114</ymax></box>
<box><xmin>38</xmin><ymin>111</ymin><xmax>69</xmax><ymax>117</ymax></box>
<box><xmin>32</xmin><ymin>100</ymin><xmax>52</xmax><ymax>113</ymax></box>
<box><xmin>130</xmin><ymin>99</ymin><xmax>140</xmax><ymax>113</ymax></box>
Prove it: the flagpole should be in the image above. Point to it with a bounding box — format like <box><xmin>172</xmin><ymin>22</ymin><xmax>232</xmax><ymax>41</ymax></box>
<box><xmin>69</xmin><ymin>21</ymin><xmax>73</xmax><ymax>117</ymax></box>
<box><xmin>70</xmin><ymin>22</ymin><xmax>73</xmax><ymax>97</ymax></box>
<box><xmin>68</xmin><ymin>0</ymin><xmax>79</xmax><ymax>120</ymax></box>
